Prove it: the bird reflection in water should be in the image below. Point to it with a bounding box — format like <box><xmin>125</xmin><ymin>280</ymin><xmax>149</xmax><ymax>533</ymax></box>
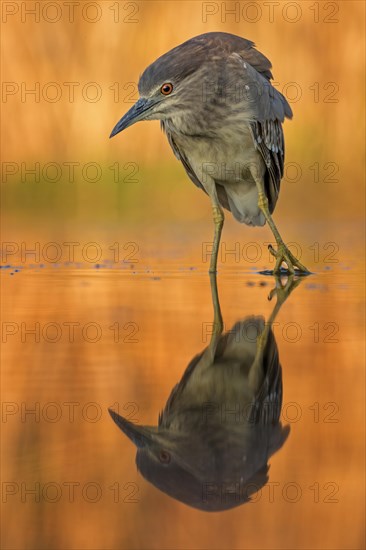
<box><xmin>109</xmin><ymin>274</ymin><xmax>302</xmax><ymax>511</ymax></box>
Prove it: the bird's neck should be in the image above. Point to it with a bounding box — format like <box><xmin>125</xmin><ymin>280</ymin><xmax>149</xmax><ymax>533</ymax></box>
<box><xmin>164</xmin><ymin>114</ymin><xmax>217</xmax><ymax>138</ymax></box>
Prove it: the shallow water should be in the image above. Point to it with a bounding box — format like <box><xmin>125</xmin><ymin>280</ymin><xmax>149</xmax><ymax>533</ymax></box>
<box><xmin>1</xmin><ymin>255</ymin><xmax>364</xmax><ymax>550</ymax></box>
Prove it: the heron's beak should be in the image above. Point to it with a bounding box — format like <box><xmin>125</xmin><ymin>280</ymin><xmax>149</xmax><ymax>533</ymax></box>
<box><xmin>108</xmin><ymin>408</ymin><xmax>155</xmax><ymax>448</ymax></box>
<box><xmin>109</xmin><ymin>97</ymin><xmax>157</xmax><ymax>138</ymax></box>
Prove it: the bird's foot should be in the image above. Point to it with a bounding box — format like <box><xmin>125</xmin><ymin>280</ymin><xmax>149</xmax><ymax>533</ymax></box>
<box><xmin>268</xmin><ymin>273</ymin><xmax>303</xmax><ymax>304</ymax></box>
<box><xmin>268</xmin><ymin>242</ymin><xmax>310</xmax><ymax>275</ymax></box>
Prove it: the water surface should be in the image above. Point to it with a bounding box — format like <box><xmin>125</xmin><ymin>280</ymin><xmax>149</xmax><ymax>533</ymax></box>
<box><xmin>2</xmin><ymin>260</ymin><xmax>364</xmax><ymax>549</ymax></box>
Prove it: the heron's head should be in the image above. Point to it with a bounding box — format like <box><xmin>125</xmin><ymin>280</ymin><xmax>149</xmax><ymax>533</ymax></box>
<box><xmin>109</xmin><ymin>40</ymin><xmax>214</xmax><ymax>138</ymax></box>
<box><xmin>109</xmin><ymin>32</ymin><xmax>264</xmax><ymax>138</ymax></box>
<box><xmin>108</xmin><ymin>407</ymin><xmax>289</xmax><ymax>511</ymax></box>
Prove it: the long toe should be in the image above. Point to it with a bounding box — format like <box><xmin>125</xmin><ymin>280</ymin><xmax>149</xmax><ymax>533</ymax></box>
<box><xmin>269</xmin><ymin>244</ymin><xmax>310</xmax><ymax>274</ymax></box>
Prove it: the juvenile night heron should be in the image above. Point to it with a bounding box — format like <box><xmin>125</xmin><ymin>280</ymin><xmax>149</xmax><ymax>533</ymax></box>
<box><xmin>109</xmin><ymin>274</ymin><xmax>301</xmax><ymax>511</ymax></box>
<box><xmin>110</xmin><ymin>32</ymin><xmax>309</xmax><ymax>274</ymax></box>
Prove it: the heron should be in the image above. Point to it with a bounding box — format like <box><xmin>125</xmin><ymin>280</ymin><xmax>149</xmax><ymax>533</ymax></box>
<box><xmin>110</xmin><ymin>32</ymin><xmax>309</xmax><ymax>274</ymax></box>
<box><xmin>108</xmin><ymin>273</ymin><xmax>302</xmax><ymax>511</ymax></box>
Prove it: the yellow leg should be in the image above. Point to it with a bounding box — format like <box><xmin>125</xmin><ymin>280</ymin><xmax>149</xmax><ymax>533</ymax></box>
<box><xmin>209</xmin><ymin>205</ymin><xmax>224</xmax><ymax>274</ymax></box>
<box><xmin>250</xmin><ymin>273</ymin><xmax>304</xmax><ymax>383</ymax></box>
<box><xmin>209</xmin><ymin>272</ymin><xmax>223</xmax><ymax>335</ymax></box>
<box><xmin>207</xmin><ymin>272</ymin><xmax>223</xmax><ymax>357</ymax></box>
<box><xmin>258</xmin><ymin>192</ymin><xmax>310</xmax><ymax>274</ymax></box>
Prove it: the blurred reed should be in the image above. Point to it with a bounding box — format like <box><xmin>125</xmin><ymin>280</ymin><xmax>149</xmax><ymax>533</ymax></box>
<box><xmin>2</xmin><ymin>1</ymin><xmax>365</xmax><ymax>233</ymax></box>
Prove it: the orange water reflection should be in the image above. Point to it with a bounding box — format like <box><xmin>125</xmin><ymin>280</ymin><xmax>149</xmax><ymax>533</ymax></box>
<box><xmin>1</xmin><ymin>261</ymin><xmax>364</xmax><ymax>549</ymax></box>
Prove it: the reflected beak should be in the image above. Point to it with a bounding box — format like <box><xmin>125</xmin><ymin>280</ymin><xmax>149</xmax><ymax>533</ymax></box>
<box><xmin>109</xmin><ymin>97</ymin><xmax>158</xmax><ymax>138</ymax></box>
<box><xmin>108</xmin><ymin>408</ymin><xmax>155</xmax><ymax>448</ymax></box>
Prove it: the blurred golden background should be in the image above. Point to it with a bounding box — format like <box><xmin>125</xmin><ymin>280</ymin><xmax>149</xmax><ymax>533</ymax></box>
<box><xmin>2</xmin><ymin>0</ymin><xmax>365</xmax><ymax>254</ymax></box>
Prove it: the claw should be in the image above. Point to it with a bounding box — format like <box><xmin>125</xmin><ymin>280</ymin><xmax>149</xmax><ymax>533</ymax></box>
<box><xmin>268</xmin><ymin>287</ymin><xmax>277</xmax><ymax>301</ymax></box>
<box><xmin>268</xmin><ymin>243</ymin><xmax>310</xmax><ymax>274</ymax></box>
<box><xmin>269</xmin><ymin>273</ymin><xmax>304</xmax><ymax>306</ymax></box>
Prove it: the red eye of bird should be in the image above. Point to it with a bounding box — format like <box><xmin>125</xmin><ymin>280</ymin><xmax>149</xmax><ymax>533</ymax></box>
<box><xmin>159</xmin><ymin>450</ymin><xmax>171</xmax><ymax>464</ymax></box>
<box><xmin>161</xmin><ymin>83</ymin><xmax>173</xmax><ymax>95</ymax></box>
